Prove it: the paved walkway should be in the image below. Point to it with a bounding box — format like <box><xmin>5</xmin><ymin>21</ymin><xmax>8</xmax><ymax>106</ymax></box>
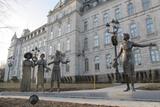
<box><xmin>0</xmin><ymin>84</ymin><xmax>160</xmax><ymax>107</ymax></box>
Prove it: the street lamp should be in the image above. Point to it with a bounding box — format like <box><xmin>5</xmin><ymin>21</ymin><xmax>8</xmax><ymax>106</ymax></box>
<box><xmin>7</xmin><ymin>56</ymin><xmax>14</xmax><ymax>82</ymax></box>
<box><xmin>31</xmin><ymin>47</ymin><xmax>40</xmax><ymax>82</ymax></box>
<box><xmin>106</xmin><ymin>19</ymin><xmax>120</xmax><ymax>82</ymax></box>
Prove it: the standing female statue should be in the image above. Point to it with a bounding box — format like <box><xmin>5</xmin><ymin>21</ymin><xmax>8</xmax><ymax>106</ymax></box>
<box><xmin>36</xmin><ymin>54</ymin><xmax>50</xmax><ymax>91</ymax></box>
<box><xmin>48</xmin><ymin>50</ymin><xmax>69</xmax><ymax>92</ymax></box>
<box><xmin>114</xmin><ymin>33</ymin><xmax>156</xmax><ymax>91</ymax></box>
<box><xmin>20</xmin><ymin>52</ymin><xmax>34</xmax><ymax>92</ymax></box>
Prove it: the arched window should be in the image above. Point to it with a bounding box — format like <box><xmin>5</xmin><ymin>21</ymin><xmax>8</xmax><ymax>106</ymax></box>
<box><xmin>106</xmin><ymin>54</ymin><xmax>112</xmax><ymax>69</ymax></box>
<box><xmin>103</xmin><ymin>12</ymin><xmax>110</xmax><ymax>24</ymax></box>
<box><xmin>150</xmin><ymin>47</ymin><xmax>160</xmax><ymax>63</ymax></box>
<box><xmin>85</xmin><ymin>58</ymin><xmax>89</xmax><ymax>72</ymax></box>
<box><xmin>115</xmin><ymin>7</ymin><xmax>121</xmax><ymax>20</ymax></box>
<box><xmin>58</xmin><ymin>27</ymin><xmax>61</xmax><ymax>36</ymax></box>
<box><xmin>133</xmin><ymin>49</ymin><xmax>142</xmax><ymax>65</ymax></box>
<box><xmin>67</xmin><ymin>23</ymin><xmax>71</xmax><ymax>33</ymax></box>
<box><xmin>117</xmin><ymin>27</ymin><xmax>123</xmax><ymax>41</ymax></box>
<box><xmin>49</xmin><ymin>46</ymin><xmax>52</xmax><ymax>55</ymax></box>
<box><xmin>66</xmin><ymin>39</ymin><xmax>70</xmax><ymax>51</ymax></box>
<box><xmin>57</xmin><ymin>42</ymin><xmax>61</xmax><ymax>51</ymax></box>
<box><xmin>66</xmin><ymin>63</ymin><xmax>70</xmax><ymax>72</ymax></box>
<box><xmin>50</xmin><ymin>26</ymin><xmax>54</xmax><ymax>39</ymax></box>
<box><xmin>93</xmin><ymin>15</ymin><xmax>98</xmax><ymax>27</ymax></box>
<box><xmin>84</xmin><ymin>38</ymin><xmax>88</xmax><ymax>50</ymax></box>
<box><xmin>128</xmin><ymin>3</ymin><xmax>134</xmax><ymax>16</ymax></box>
<box><xmin>130</xmin><ymin>22</ymin><xmax>138</xmax><ymax>38</ymax></box>
<box><xmin>142</xmin><ymin>0</ymin><xmax>150</xmax><ymax>10</ymax></box>
<box><xmin>94</xmin><ymin>56</ymin><xmax>100</xmax><ymax>71</ymax></box>
<box><xmin>146</xmin><ymin>16</ymin><xmax>154</xmax><ymax>33</ymax></box>
<box><xmin>104</xmin><ymin>31</ymin><xmax>111</xmax><ymax>45</ymax></box>
<box><xmin>94</xmin><ymin>33</ymin><xmax>99</xmax><ymax>47</ymax></box>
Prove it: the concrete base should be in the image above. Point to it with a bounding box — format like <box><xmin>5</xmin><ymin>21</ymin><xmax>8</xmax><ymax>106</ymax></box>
<box><xmin>0</xmin><ymin>84</ymin><xmax>160</xmax><ymax>107</ymax></box>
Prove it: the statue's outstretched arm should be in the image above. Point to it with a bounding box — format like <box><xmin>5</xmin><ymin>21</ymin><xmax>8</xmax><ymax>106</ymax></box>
<box><xmin>48</xmin><ymin>61</ymin><xmax>56</xmax><ymax>65</ymax></box>
<box><xmin>133</xmin><ymin>42</ymin><xmax>156</xmax><ymax>47</ymax></box>
<box><xmin>61</xmin><ymin>60</ymin><xmax>70</xmax><ymax>64</ymax></box>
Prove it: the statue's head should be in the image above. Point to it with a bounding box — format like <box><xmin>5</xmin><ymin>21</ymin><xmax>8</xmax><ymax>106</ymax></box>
<box><xmin>40</xmin><ymin>54</ymin><xmax>45</xmax><ymax>59</ymax></box>
<box><xmin>123</xmin><ymin>33</ymin><xmax>130</xmax><ymax>41</ymax></box>
<box><xmin>56</xmin><ymin>50</ymin><xmax>61</xmax><ymax>56</ymax></box>
<box><xmin>24</xmin><ymin>52</ymin><xmax>33</xmax><ymax>59</ymax></box>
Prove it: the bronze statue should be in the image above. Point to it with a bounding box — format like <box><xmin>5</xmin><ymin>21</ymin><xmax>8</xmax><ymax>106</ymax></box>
<box><xmin>114</xmin><ymin>33</ymin><xmax>156</xmax><ymax>91</ymax></box>
<box><xmin>48</xmin><ymin>50</ymin><xmax>69</xmax><ymax>92</ymax></box>
<box><xmin>36</xmin><ymin>54</ymin><xmax>50</xmax><ymax>91</ymax></box>
<box><xmin>20</xmin><ymin>52</ymin><xmax>34</xmax><ymax>92</ymax></box>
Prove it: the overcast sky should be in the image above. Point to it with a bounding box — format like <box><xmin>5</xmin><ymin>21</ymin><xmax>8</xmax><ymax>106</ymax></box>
<box><xmin>0</xmin><ymin>0</ymin><xmax>59</xmax><ymax>64</ymax></box>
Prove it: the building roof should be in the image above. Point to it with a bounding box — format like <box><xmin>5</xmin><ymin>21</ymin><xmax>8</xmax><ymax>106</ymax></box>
<box><xmin>11</xmin><ymin>32</ymin><xmax>17</xmax><ymax>41</ymax></box>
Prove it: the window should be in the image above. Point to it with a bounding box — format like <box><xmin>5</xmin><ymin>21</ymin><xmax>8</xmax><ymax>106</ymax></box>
<box><xmin>104</xmin><ymin>31</ymin><xmax>111</xmax><ymax>45</ymax></box>
<box><xmin>84</xmin><ymin>38</ymin><xmax>88</xmax><ymax>50</ymax></box>
<box><xmin>42</xmin><ymin>28</ymin><xmax>45</xmax><ymax>31</ymax></box>
<box><xmin>39</xmin><ymin>40</ymin><xmax>42</xmax><ymax>47</ymax></box>
<box><xmin>117</xmin><ymin>27</ymin><xmax>123</xmax><ymax>41</ymax></box>
<box><xmin>43</xmin><ymin>39</ymin><xmax>46</xmax><ymax>46</ymax></box>
<box><xmin>66</xmin><ymin>39</ymin><xmax>70</xmax><ymax>51</ymax></box>
<box><xmin>66</xmin><ymin>63</ymin><xmax>70</xmax><ymax>72</ymax></box>
<box><xmin>95</xmin><ymin>56</ymin><xmax>100</xmax><ymax>71</ymax></box>
<box><xmin>58</xmin><ymin>27</ymin><xmax>61</xmax><ymax>36</ymax></box>
<box><xmin>150</xmin><ymin>47</ymin><xmax>160</xmax><ymax>62</ymax></box>
<box><xmin>103</xmin><ymin>12</ymin><xmax>109</xmax><ymax>24</ymax></box>
<box><xmin>84</xmin><ymin>20</ymin><xmax>88</xmax><ymax>31</ymax></box>
<box><xmin>128</xmin><ymin>3</ymin><xmax>134</xmax><ymax>16</ymax></box>
<box><xmin>146</xmin><ymin>16</ymin><xmax>154</xmax><ymax>33</ymax></box>
<box><xmin>94</xmin><ymin>33</ymin><xmax>99</xmax><ymax>47</ymax></box>
<box><xmin>67</xmin><ymin>23</ymin><xmax>71</xmax><ymax>33</ymax></box>
<box><xmin>142</xmin><ymin>0</ymin><xmax>150</xmax><ymax>10</ymax></box>
<box><xmin>130</xmin><ymin>22</ymin><xmax>138</xmax><ymax>38</ymax></box>
<box><xmin>115</xmin><ymin>8</ymin><xmax>121</xmax><ymax>20</ymax></box>
<box><xmin>57</xmin><ymin>42</ymin><xmax>61</xmax><ymax>51</ymax></box>
<box><xmin>61</xmin><ymin>42</ymin><xmax>65</xmax><ymax>52</ymax></box>
<box><xmin>106</xmin><ymin>54</ymin><xmax>112</xmax><ymax>69</ymax></box>
<box><xmin>24</xmin><ymin>47</ymin><xmax>26</xmax><ymax>53</ymax></box>
<box><xmin>49</xmin><ymin>46</ymin><xmax>52</xmax><ymax>55</ymax></box>
<box><xmin>50</xmin><ymin>26</ymin><xmax>54</xmax><ymax>39</ymax></box>
<box><xmin>85</xmin><ymin>58</ymin><xmax>89</xmax><ymax>72</ymax></box>
<box><xmin>133</xmin><ymin>49</ymin><xmax>142</xmax><ymax>65</ymax></box>
<box><xmin>93</xmin><ymin>15</ymin><xmax>98</xmax><ymax>27</ymax></box>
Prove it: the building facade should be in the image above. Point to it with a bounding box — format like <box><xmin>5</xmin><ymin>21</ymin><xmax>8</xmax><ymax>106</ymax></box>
<box><xmin>5</xmin><ymin>0</ymin><xmax>160</xmax><ymax>82</ymax></box>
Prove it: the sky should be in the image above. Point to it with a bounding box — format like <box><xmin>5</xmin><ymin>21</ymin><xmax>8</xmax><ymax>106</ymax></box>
<box><xmin>0</xmin><ymin>0</ymin><xmax>59</xmax><ymax>64</ymax></box>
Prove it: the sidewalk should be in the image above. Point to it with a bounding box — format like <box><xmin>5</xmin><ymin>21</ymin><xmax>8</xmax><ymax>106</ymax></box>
<box><xmin>0</xmin><ymin>84</ymin><xmax>160</xmax><ymax>107</ymax></box>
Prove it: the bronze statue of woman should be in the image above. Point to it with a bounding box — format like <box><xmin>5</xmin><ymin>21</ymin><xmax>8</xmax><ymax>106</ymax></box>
<box><xmin>48</xmin><ymin>50</ymin><xmax>69</xmax><ymax>92</ymax></box>
<box><xmin>36</xmin><ymin>54</ymin><xmax>50</xmax><ymax>91</ymax></box>
<box><xmin>20</xmin><ymin>52</ymin><xmax>34</xmax><ymax>92</ymax></box>
<box><xmin>114</xmin><ymin>33</ymin><xmax>156</xmax><ymax>91</ymax></box>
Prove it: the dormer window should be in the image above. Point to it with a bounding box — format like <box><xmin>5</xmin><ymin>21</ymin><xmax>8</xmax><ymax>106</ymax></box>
<box><xmin>42</xmin><ymin>28</ymin><xmax>45</xmax><ymax>31</ymax></box>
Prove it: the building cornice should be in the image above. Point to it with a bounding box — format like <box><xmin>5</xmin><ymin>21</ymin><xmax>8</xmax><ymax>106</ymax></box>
<box><xmin>47</xmin><ymin>9</ymin><xmax>81</xmax><ymax>26</ymax></box>
<box><xmin>48</xmin><ymin>0</ymin><xmax>76</xmax><ymax>17</ymax></box>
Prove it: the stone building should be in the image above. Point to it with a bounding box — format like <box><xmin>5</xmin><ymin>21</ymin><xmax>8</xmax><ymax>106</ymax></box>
<box><xmin>5</xmin><ymin>0</ymin><xmax>160</xmax><ymax>82</ymax></box>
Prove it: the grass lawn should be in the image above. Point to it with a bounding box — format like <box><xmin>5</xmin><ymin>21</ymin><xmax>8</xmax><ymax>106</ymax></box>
<box><xmin>137</xmin><ymin>83</ymin><xmax>160</xmax><ymax>90</ymax></box>
<box><xmin>0</xmin><ymin>98</ymin><xmax>119</xmax><ymax>107</ymax></box>
<box><xmin>0</xmin><ymin>82</ymin><xmax>113</xmax><ymax>92</ymax></box>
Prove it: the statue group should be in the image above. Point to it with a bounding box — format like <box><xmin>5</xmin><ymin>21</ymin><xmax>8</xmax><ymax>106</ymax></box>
<box><xmin>20</xmin><ymin>33</ymin><xmax>156</xmax><ymax>92</ymax></box>
<box><xmin>20</xmin><ymin>50</ymin><xmax>69</xmax><ymax>92</ymax></box>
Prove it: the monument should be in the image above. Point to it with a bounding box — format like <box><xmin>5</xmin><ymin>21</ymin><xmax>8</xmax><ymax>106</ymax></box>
<box><xmin>48</xmin><ymin>50</ymin><xmax>70</xmax><ymax>92</ymax></box>
<box><xmin>114</xmin><ymin>33</ymin><xmax>156</xmax><ymax>91</ymax></box>
<box><xmin>20</xmin><ymin>52</ymin><xmax>34</xmax><ymax>92</ymax></box>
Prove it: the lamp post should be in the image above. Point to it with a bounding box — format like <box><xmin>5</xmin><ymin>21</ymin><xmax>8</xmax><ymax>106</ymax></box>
<box><xmin>7</xmin><ymin>57</ymin><xmax>14</xmax><ymax>82</ymax></box>
<box><xmin>32</xmin><ymin>47</ymin><xmax>40</xmax><ymax>82</ymax></box>
<box><xmin>106</xmin><ymin>19</ymin><xmax>120</xmax><ymax>82</ymax></box>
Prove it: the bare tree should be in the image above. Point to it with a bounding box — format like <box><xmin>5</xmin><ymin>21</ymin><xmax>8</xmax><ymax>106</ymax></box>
<box><xmin>0</xmin><ymin>0</ymin><xmax>18</xmax><ymax>29</ymax></box>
